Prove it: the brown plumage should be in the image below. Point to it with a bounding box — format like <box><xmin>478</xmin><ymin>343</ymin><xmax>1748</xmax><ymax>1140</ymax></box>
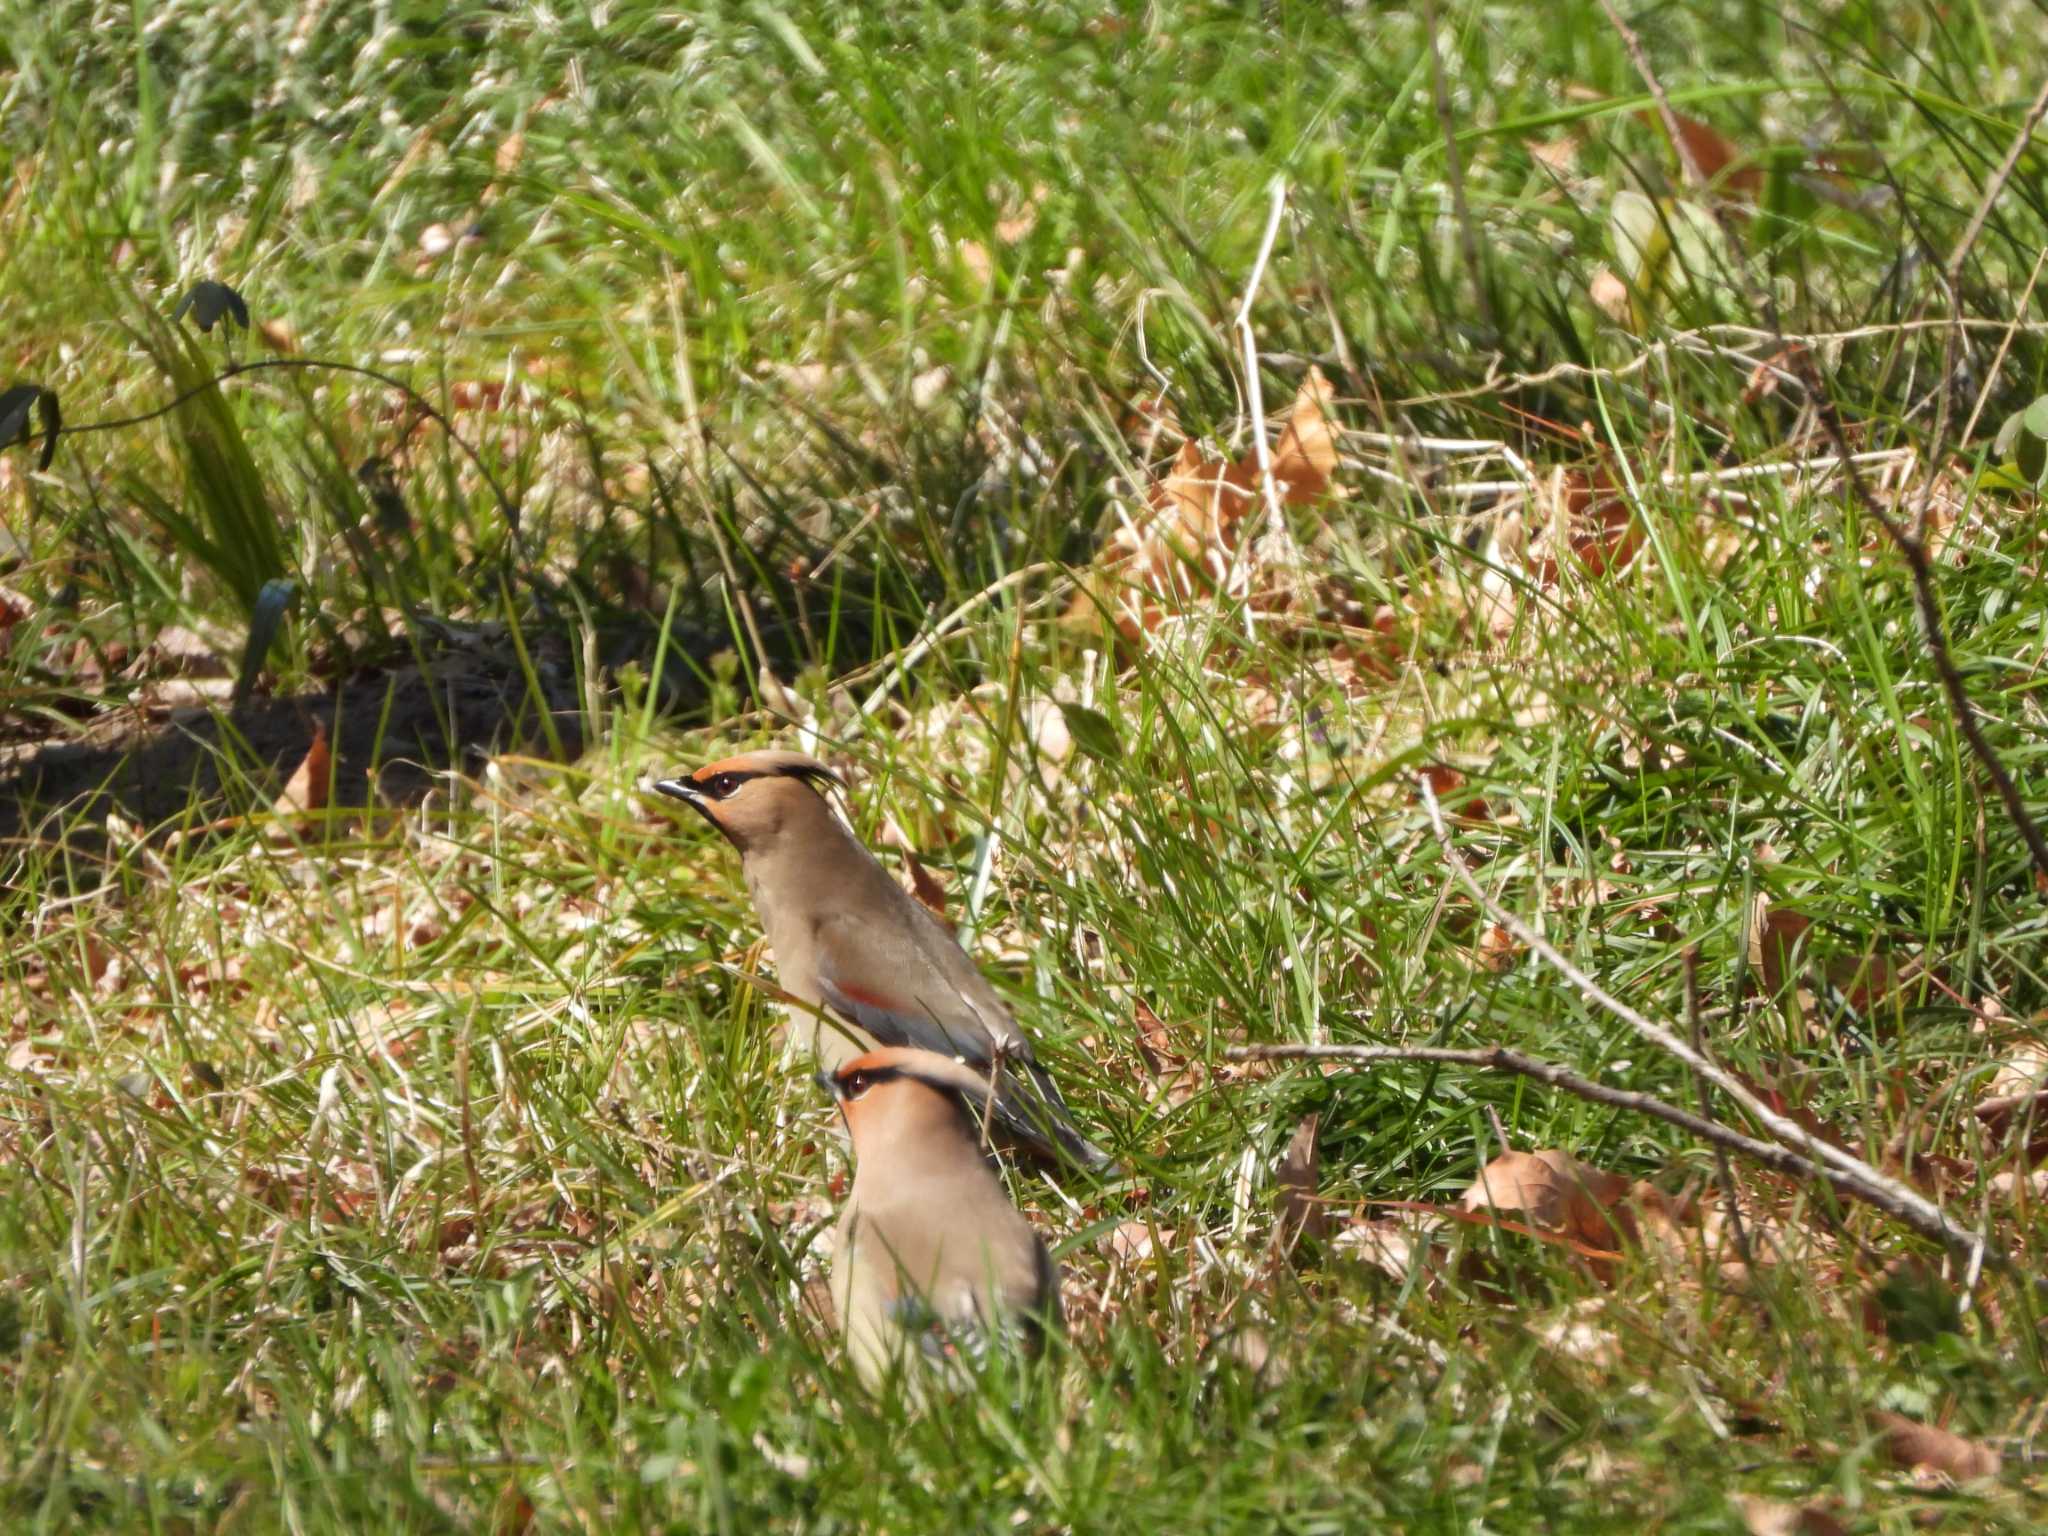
<box><xmin>820</xmin><ymin>1048</ymin><xmax>1061</xmax><ymax>1389</ymax></box>
<box><xmin>654</xmin><ymin>750</ymin><xmax>1114</xmax><ymax>1171</ymax></box>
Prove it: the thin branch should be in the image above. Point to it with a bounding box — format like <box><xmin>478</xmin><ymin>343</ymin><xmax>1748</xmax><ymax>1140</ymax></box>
<box><xmin>1593</xmin><ymin>1</ymin><xmax>2048</xmax><ymax>888</ymax></box>
<box><xmin>1919</xmin><ymin>75</ymin><xmax>2048</xmax><ymax>544</ymax></box>
<box><xmin>1415</xmin><ymin>780</ymin><xmax>1997</xmax><ymax>1270</ymax></box>
<box><xmin>1226</xmin><ymin>1040</ymin><xmax>2001</xmax><ymax>1271</ymax></box>
<box><xmin>1596</xmin><ymin>0</ymin><xmax>1708</xmax><ymax>191</ymax></box>
<box><xmin>55</xmin><ymin>357</ymin><xmax>523</xmax><ymax>530</ymax></box>
<box><xmin>1787</xmin><ymin>355</ymin><xmax>2048</xmax><ymax>884</ymax></box>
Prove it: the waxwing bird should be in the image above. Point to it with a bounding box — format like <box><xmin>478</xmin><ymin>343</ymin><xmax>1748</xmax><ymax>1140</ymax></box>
<box><xmin>653</xmin><ymin>750</ymin><xmax>1115</xmax><ymax>1172</ymax></box>
<box><xmin>820</xmin><ymin>1048</ymin><xmax>1061</xmax><ymax>1389</ymax></box>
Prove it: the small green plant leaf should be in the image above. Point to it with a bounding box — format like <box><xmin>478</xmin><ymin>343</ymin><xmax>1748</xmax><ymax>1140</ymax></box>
<box><xmin>1058</xmin><ymin>701</ymin><xmax>1122</xmax><ymax>761</ymax></box>
<box><xmin>1994</xmin><ymin>393</ymin><xmax>2048</xmax><ymax>484</ymax></box>
<box><xmin>0</xmin><ymin>383</ymin><xmax>59</xmax><ymax>470</ymax></box>
<box><xmin>172</xmin><ymin>280</ymin><xmax>251</xmax><ymax>333</ymax></box>
<box><xmin>235</xmin><ymin>578</ymin><xmax>298</xmax><ymax>701</ymax></box>
<box><xmin>0</xmin><ymin>383</ymin><xmax>37</xmax><ymax>446</ymax></box>
<box><xmin>2027</xmin><ymin>393</ymin><xmax>2048</xmax><ymax>445</ymax></box>
<box><xmin>35</xmin><ymin>388</ymin><xmax>59</xmax><ymax>469</ymax></box>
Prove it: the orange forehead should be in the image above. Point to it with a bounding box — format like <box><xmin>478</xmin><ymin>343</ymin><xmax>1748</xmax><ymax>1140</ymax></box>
<box><xmin>835</xmin><ymin>1047</ymin><xmax>920</xmax><ymax>1079</ymax></box>
<box><xmin>691</xmin><ymin>753</ymin><xmax>767</xmax><ymax>783</ymax></box>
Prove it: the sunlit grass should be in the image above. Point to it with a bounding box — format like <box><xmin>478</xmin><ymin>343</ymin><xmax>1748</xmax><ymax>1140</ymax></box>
<box><xmin>4</xmin><ymin>0</ymin><xmax>2048</xmax><ymax>1530</ymax></box>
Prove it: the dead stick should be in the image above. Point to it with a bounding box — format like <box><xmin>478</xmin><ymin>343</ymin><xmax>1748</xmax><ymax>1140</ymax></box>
<box><xmin>1596</xmin><ymin>0</ymin><xmax>2048</xmax><ymax>886</ymax></box>
<box><xmin>1225</xmin><ymin>1041</ymin><xmax>2004</xmax><ymax>1272</ymax></box>
<box><xmin>1416</xmin><ymin>781</ymin><xmax>1995</xmax><ymax>1268</ymax></box>
<box><xmin>1919</xmin><ymin>76</ymin><xmax>2048</xmax><ymax>543</ymax></box>
<box><xmin>1787</xmin><ymin>359</ymin><xmax>2048</xmax><ymax>885</ymax></box>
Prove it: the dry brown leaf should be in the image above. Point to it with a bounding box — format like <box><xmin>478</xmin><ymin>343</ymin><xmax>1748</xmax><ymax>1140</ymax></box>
<box><xmin>1735</xmin><ymin>1494</ymin><xmax>1848</xmax><ymax>1536</ymax></box>
<box><xmin>878</xmin><ymin>816</ymin><xmax>948</xmax><ymax>917</ymax></box>
<box><xmin>1476</xmin><ymin>923</ymin><xmax>1519</xmax><ymax>973</ymax></box>
<box><xmin>1335</xmin><ymin>1213</ymin><xmax>1449</xmax><ymax>1286</ymax></box>
<box><xmin>256</xmin><ymin>318</ymin><xmax>297</xmax><ymax>354</ymax></box>
<box><xmin>1873</xmin><ymin>1410</ymin><xmax>2002</xmax><ymax>1483</ymax></box>
<box><xmin>1103</xmin><ymin>1221</ymin><xmax>1173</xmax><ymax>1266</ymax></box>
<box><xmin>1276</xmin><ymin>1113</ymin><xmax>1325</xmax><ymax>1246</ymax></box>
<box><xmin>1749</xmin><ymin>896</ymin><xmax>1813</xmax><ymax>999</ymax></box>
<box><xmin>1269</xmin><ymin>366</ymin><xmax>1340</xmax><ymax>507</ymax></box>
<box><xmin>1645</xmin><ymin>108</ymin><xmax>1764</xmax><ymax>201</ymax></box>
<box><xmin>273</xmin><ymin>721</ymin><xmax>331</xmax><ymax>818</ymax></box>
<box><xmin>1070</xmin><ymin>370</ymin><xmax>1339</xmax><ymax>641</ymax></box>
<box><xmin>1463</xmin><ymin>1148</ymin><xmax>1631</xmax><ymax>1252</ymax></box>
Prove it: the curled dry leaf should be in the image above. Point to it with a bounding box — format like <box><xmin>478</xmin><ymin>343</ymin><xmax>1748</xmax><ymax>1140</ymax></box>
<box><xmin>1872</xmin><ymin>1410</ymin><xmax>2001</xmax><ymax>1484</ymax></box>
<box><xmin>273</xmin><ymin>720</ymin><xmax>331</xmax><ymax>818</ymax></box>
<box><xmin>1275</xmin><ymin>1113</ymin><xmax>1324</xmax><ymax>1247</ymax></box>
<box><xmin>1070</xmin><ymin>368</ymin><xmax>1339</xmax><ymax>640</ymax></box>
<box><xmin>1643</xmin><ymin>108</ymin><xmax>1765</xmax><ymax>202</ymax></box>
<box><xmin>1335</xmin><ymin>1212</ymin><xmax>1449</xmax><ymax>1287</ymax></box>
<box><xmin>1476</xmin><ymin>923</ymin><xmax>1519</xmax><ymax>973</ymax></box>
<box><xmin>1268</xmin><ymin>364</ymin><xmax>1341</xmax><ymax>508</ymax></box>
<box><xmin>1104</xmin><ymin>1220</ymin><xmax>1173</xmax><ymax>1266</ymax></box>
<box><xmin>878</xmin><ymin>816</ymin><xmax>948</xmax><ymax>918</ymax></box>
<box><xmin>1462</xmin><ymin>1148</ymin><xmax>1631</xmax><ymax>1252</ymax></box>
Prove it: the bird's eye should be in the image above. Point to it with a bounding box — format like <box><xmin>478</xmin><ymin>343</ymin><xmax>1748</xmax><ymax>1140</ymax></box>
<box><xmin>842</xmin><ymin>1071</ymin><xmax>871</xmax><ymax>1099</ymax></box>
<box><xmin>705</xmin><ymin>772</ymin><xmax>743</xmax><ymax>799</ymax></box>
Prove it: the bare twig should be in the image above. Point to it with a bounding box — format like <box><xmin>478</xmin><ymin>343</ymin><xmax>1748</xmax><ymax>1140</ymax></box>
<box><xmin>1957</xmin><ymin>243</ymin><xmax>2048</xmax><ymax>450</ymax></box>
<box><xmin>1918</xmin><ymin>75</ymin><xmax>2048</xmax><ymax>544</ymax></box>
<box><xmin>1594</xmin><ymin>3</ymin><xmax>2048</xmax><ymax>887</ymax></box>
<box><xmin>1788</xmin><ymin>360</ymin><xmax>2048</xmax><ymax>884</ymax></box>
<box><xmin>1415</xmin><ymin>780</ymin><xmax>1997</xmax><ymax>1270</ymax></box>
<box><xmin>57</xmin><ymin>357</ymin><xmax>522</xmax><ymax>529</ymax></box>
<box><xmin>1226</xmin><ymin>1039</ymin><xmax>2001</xmax><ymax>1271</ymax></box>
<box><xmin>1596</xmin><ymin>1</ymin><xmax>1707</xmax><ymax>191</ymax></box>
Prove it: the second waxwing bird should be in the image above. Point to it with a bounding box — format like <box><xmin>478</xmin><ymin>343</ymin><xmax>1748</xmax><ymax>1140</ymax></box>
<box><xmin>653</xmin><ymin>750</ymin><xmax>1115</xmax><ymax>1173</ymax></box>
<box><xmin>821</xmin><ymin>1048</ymin><xmax>1062</xmax><ymax>1390</ymax></box>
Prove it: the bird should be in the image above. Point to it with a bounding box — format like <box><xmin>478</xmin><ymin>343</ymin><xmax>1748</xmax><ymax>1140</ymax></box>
<box><xmin>653</xmin><ymin>749</ymin><xmax>1116</xmax><ymax>1173</ymax></box>
<box><xmin>818</xmin><ymin>1047</ymin><xmax>1062</xmax><ymax>1390</ymax></box>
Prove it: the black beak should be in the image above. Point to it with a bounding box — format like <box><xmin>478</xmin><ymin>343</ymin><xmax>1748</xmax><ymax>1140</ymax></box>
<box><xmin>652</xmin><ymin>777</ymin><xmax>702</xmax><ymax>805</ymax></box>
<box><xmin>653</xmin><ymin>778</ymin><xmax>718</xmax><ymax>831</ymax></box>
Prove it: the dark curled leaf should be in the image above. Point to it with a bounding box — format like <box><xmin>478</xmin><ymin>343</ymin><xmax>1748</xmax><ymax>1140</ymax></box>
<box><xmin>235</xmin><ymin>578</ymin><xmax>298</xmax><ymax>702</ymax></box>
<box><xmin>1057</xmin><ymin>701</ymin><xmax>1122</xmax><ymax>762</ymax></box>
<box><xmin>173</xmin><ymin>280</ymin><xmax>251</xmax><ymax>333</ymax></box>
<box><xmin>35</xmin><ymin>388</ymin><xmax>59</xmax><ymax>470</ymax></box>
<box><xmin>0</xmin><ymin>383</ymin><xmax>38</xmax><ymax>448</ymax></box>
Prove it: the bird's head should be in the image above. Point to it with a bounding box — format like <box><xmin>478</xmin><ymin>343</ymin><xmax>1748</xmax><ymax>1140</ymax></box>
<box><xmin>653</xmin><ymin>750</ymin><xmax>843</xmax><ymax>854</ymax></box>
<box><xmin>818</xmin><ymin>1047</ymin><xmax>993</xmax><ymax>1153</ymax></box>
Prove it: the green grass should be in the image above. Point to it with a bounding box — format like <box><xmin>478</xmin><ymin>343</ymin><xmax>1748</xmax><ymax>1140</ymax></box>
<box><xmin>6</xmin><ymin>0</ymin><xmax>2048</xmax><ymax>1529</ymax></box>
